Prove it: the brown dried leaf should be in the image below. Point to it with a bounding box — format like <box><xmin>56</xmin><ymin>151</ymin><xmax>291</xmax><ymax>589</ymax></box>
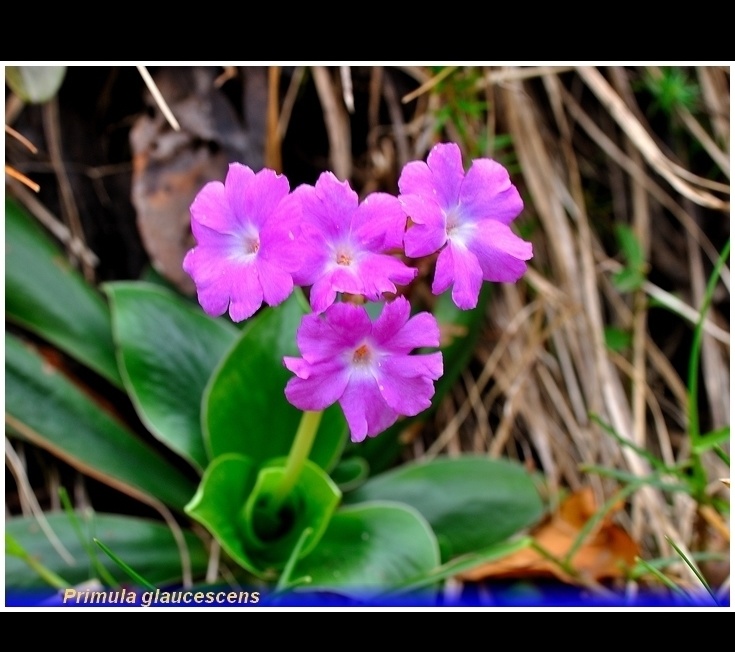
<box><xmin>459</xmin><ymin>487</ymin><xmax>639</xmax><ymax>584</ymax></box>
<box><xmin>130</xmin><ymin>67</ymin><xmax>253</xmax><ymax>294</ymax></box>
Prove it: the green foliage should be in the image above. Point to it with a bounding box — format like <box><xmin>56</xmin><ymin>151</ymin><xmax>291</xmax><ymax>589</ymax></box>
<box><xmin>105</xmin><ymin>282</ymin><xmax>238</xmax><ymax>471</ymax></box>
<box><xmin>429</xmin><ymin>66</ymin><xmax>517</xmax><ymax>166</ymax></box>
<box><xmin>185</xmin><ymin>455</ymin><xmax>341</xmax><ymax>578</ymax></box>
<box><xmin>5</xmin><ymin>513</ymin><xmax>209</xmax><ymax>590</ymax></box>
<box><xmin>291</xmin><ymin>502</ymin><xmax>441</xmax><ymax>598</ymax></box>
<box><xmin>611</xmin><ymin>224</ymin><xmax>646</xmax><ymax>293</ymax></box>
<box><xmin>5</xmin><ymin>332</ymin><xmax>197</xmax><ymax>511</ymax></box>
<box><xmin>5</xmin><ymin>197</ymin><xmax>122</xmax><ymax>387</ymax></box>
<box><xmin>345</xmin><ymin>455</ymin><xmax>543</xmax><ymax>561</ymax></box>
<box><xmin>643</xmin><ymin>67</ymin><xmax>700</xmax><ymax>117</ymax></box>
<box><xmin>604</xmin><ymin>326</ymin><xmax>632</xmax><ymax>353</ymax></box>
<box><xmin>203</xmin><ymin>291</ymin><xmax>347</xmax><ymax>471</ymax></box>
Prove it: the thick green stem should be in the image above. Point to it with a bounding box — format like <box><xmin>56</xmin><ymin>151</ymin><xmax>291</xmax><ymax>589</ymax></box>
<box><xmin>268</xmin><ymin>410</ymin><xmax>323</xmax><ymax>514</ymax></box>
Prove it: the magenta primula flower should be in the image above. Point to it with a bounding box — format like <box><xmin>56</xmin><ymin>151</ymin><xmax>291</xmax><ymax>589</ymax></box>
<box><xmin>284</xmin><ymin>297</ymin><xmax>443</xmax><ymax>443</ymax></box>
<box><xmin>398</xmin><ymin>142</ymin><xmax>533</xmax><ymax>310</ymax></box>
<box><xmin>291</xmin><ymin>172</ymin><xmax>418</xmax><ymax>313</ymax></box>
<box><xmin>183</xmin><ymin>163</ymin><xmax>304</xmax><ymax>322</ymax></box>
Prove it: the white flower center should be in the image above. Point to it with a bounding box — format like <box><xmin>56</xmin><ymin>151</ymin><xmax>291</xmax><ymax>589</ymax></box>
<box><xmin>445</xmin><ymin>206</ymin><xmax>473</xmax><ymax>245</ymax></box>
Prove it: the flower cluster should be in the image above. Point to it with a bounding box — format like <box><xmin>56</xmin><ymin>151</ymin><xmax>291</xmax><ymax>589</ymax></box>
<box><xmin>184</xmin><ymin>143</ymin><xmax>531</xmax><ymax>441</ymax></box>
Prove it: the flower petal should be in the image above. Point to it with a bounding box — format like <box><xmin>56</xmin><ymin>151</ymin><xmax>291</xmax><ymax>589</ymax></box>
<box><xmin>352</xmin><ymin>192</ymin><xmax>407</xmax><ymax>250</ymax></box>
<box><xmin>373</xmin><ymin>305</ymin><xmax>440</xmax><ymax>352</ymax></box>
<box><xmin>308</xmin><ymin>274</ymin><xmax>340</xmax><ymax>313</ymax></box>
<box><xmin>228</xmin><ymin>262</ymin><xmax>265</xmax><ymax>321</ymax></box>
<box><xmin>295</xmin><ymin>304</ymin><xmax>370</xmax><ymax>362</ymax></box>
<box><xmin>302</xmin><ymin>172</ymin><xmax>359</xmax><ymax>240</ymax></box>
<box><xmin>469</xmin><ymin>219</ymin><xmax>533</xmax><ymax>282</ymax></box>
<box><xmin>377</xmin><ymin>352</ymin><xmax>443</xmax><ymax>415</ymax></box>
<box><xmin>460</xmin><ymin>158</ymin><xmax>524</xmax><ymax>225</ymax></box>
<box><xmin>339</xmin><ymin>373</ymin><xmax>398</xmax><ymax>443</ymax></box>
<box><xmin>426</xmin><ymin>142</ymin><xmax>465</xmax><ymax>207</ymax></box>
<box><xmin>284</xmin><ymin>358</ymin><xmax>350</xmax><ymax>411</ymax></box>
<box><xmin>355</xmin><ymin>254</ymin><xmax>417</xmax><ymax>300</ymax></box>
<box><xmin>190</xmin><ymin>180</ymin><xmax>239</xmax><ymax>235</ymax></box>
<box><xmin>398</xmin><ymin>160</ymin><xmax>436</xmax><ymax>199</ymax></box>
<box><xmin>225</xmin><ymin>165</ymin><xmax>289</xmax><ymax>229</ymax></box>
<box><xmin>257</xmin><ymin>258</ymin><xmax>295</xmax><ymax>307</ymax></box>
<box><xmin>433</xmin><ymin>242</ymin><xmax>483</xmax><ymax>309</ymax></box>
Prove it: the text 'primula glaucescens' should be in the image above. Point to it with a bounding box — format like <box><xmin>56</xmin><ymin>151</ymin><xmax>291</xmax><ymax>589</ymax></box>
<box><xmin>183</xmin><ymin>142</ymin><xmax>532</xmax><ymax>442</ymax></box>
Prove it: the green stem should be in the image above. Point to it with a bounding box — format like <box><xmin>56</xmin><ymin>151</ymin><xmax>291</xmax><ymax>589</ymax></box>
<box><xmin>268</xmin><ymin>410</ymin><xmax>323</xmax><ymax>514</ymax></box>
<box><xmin>687</xmin><ymin>238</ymin><xmax>729</xmax><ymax>445</ymax></box>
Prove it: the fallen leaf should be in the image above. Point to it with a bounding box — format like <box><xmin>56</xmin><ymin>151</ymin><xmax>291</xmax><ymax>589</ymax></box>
<box><xmin>130</xmin><ymin>67</ymin><xmax>255</xmax><ymax>294</ymax></box>
<box><xmin>459</xmin><ymin>487</ymin><xmax>639</xmax><ymax>584</ymax></box>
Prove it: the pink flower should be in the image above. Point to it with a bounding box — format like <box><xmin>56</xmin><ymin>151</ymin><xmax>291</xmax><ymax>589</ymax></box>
<box><xmin>291</xmin><ymin>172</ymin><xmax>418</xmax><ymax>313</ymax></box>
<box><xmin>398</xmin><ymin>142</ymin><xmax>533</xmax><ymax>310</ymax></box>
<box><xmin>183</xmin><ymin>163</ymin><xmax>304</xmax><ymax>322</ymax></box>
<box><xmin>284</xmin><ymin>297</ymin><xmax>443</xmax><ymax>443</ymax></box>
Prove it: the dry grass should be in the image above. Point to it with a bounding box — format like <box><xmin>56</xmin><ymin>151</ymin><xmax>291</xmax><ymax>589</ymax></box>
<box><xmin>305</xmin><ymin>65</ymin><xmax>730</xmax><ymax>593</ymax></box>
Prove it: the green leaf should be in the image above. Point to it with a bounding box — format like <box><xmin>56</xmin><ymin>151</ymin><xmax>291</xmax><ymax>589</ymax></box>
<box><xmin>291</xmin><ymin>501</ymin><xmax>440</xmax><ymax>597</ymax></box>
<box><xmin>612</xmin><ymin>268</ymin><xmax>645</xmax><ymax>293</ymax></box>
<box><xmin>5</xmin><ymin>333</ymin><xmax>197</xmax><ymax>512</ymax></box>
<box><xmin>185</xmin><ymin>455</ymin><xmax>340</xmax><ymax>578</ymax></box>
<box><xmin>615</xmin><ymin>224</ymin><xmax>645</xmax><ymax>271</ymax></box>
<box><xmin>5</xmin><ymin>66</ymin><xmax>67</xmax><ymax>103</ymax></box>
<box><xmin>345</xmin><ymin>455</ymin><xmax>543</xmax><ymax>561</ymax></box>
<box><xmin>104</xmin><ymin>282</ymin><xmax>238</xmax><ymax>471</ymax></box>
<box><xmin>331</xmin><ymin>457</ymin><xmax>370</xmax><ymax>492</ymax></box>
<box><xmin>204</xmin><ymin>291</ymin><xmax>346</xmax><ymax>470</ymax></box>
<box><xmin>604</xmin><ymin>326</ymin><xmax>632</xmax><ymax>352</ymax></box>
<box><xmin>5</xmin><ymin>512</ymin><xmax>208</xmax><ymax>590</ymax></box>
<box><xmin>5</xmin><ymin>197</ymin><xmax>123</xmax><ymax>387</ymax></box>
<box><xmin>693</xmin><ymin>426</ymin><xmax>730</xmax><ymax>455</ymax></box>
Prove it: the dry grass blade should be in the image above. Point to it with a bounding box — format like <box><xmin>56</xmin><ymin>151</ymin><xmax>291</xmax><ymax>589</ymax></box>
<box><xmin>576</xmin><ymin>66</ymin><xmax>729</xmax><ymax>211</ymax></box>
<box><xmin>479</xmin><ymin>67</ymin><xmax>725</xmax><ymax>585</ymax></box>
<box><xmin>311</xmin><ymin>66</ymin><xmax>352</xmax><ymax>181</ymax></box>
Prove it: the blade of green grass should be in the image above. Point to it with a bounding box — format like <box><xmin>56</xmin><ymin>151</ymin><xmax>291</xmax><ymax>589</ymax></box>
<box><xmin>58</xmin><ymin>488</ymin><xmax>118</xmax><ymax>588</ymax></box>
<box><xmin>6</xmin><ymin>533</ymin><xmax>69</xmax><ymax>590</ymax></box>
<box><xmin>665</xmin><ymin>536</ymin><xmax>719</xmax><ymax>605</ymax></box>
<box><xmin>93</xmin><ymin>539</ymin><xmax>156</xmax><ymax>591</ymax></box>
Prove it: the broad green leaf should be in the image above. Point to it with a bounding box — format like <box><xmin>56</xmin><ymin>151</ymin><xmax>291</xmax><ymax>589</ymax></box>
<box><xmin>291</xmin><ymin>502</ymin><xmax>440</xmax><ymax>597</ymax></box>
<box><xmin>330</xmin><ymin>457</ymin><xmax>370</xmax><ymax>492</ymax></box>
<box><xmin>345</xmin><ymin>455</ymin><xmax>543</xmax><ymax>561</ymax></box>
<box><xmin>5</xmin><ymin>66</ymin><xmax>67</xmax><ymax>103</ymax></box>
<box><xmin>5</xmin><ymin>333</ymin><xmax>197</xmax><ymax>511</ymax></box>
<box><xmin>185</xmin><ymin>455</ymin><xmax>340</xmax><ymax>578</ymax></box>
<box><xmin>5</xmin><ymin>197</ymin><xmax>122</xmax><ymax>387</ymax></box>
<box><xmin>204</xmin><ymin>290</ymin><xmax>346</xmax><ymax>470</ymax></box>
<box><xmin>104</xmin><ymin>282</ymin><xmax>238</xmax><ymax>471</ymax></box>
<box><xmin>5</xmin><ymin>512</ymin><xmax>208</xmax><ymax>590</ymax></box>
<box><xmin>344</xmin><ymin>285</ymin><xmax>491</xmax><ymax>475</ymax></box>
